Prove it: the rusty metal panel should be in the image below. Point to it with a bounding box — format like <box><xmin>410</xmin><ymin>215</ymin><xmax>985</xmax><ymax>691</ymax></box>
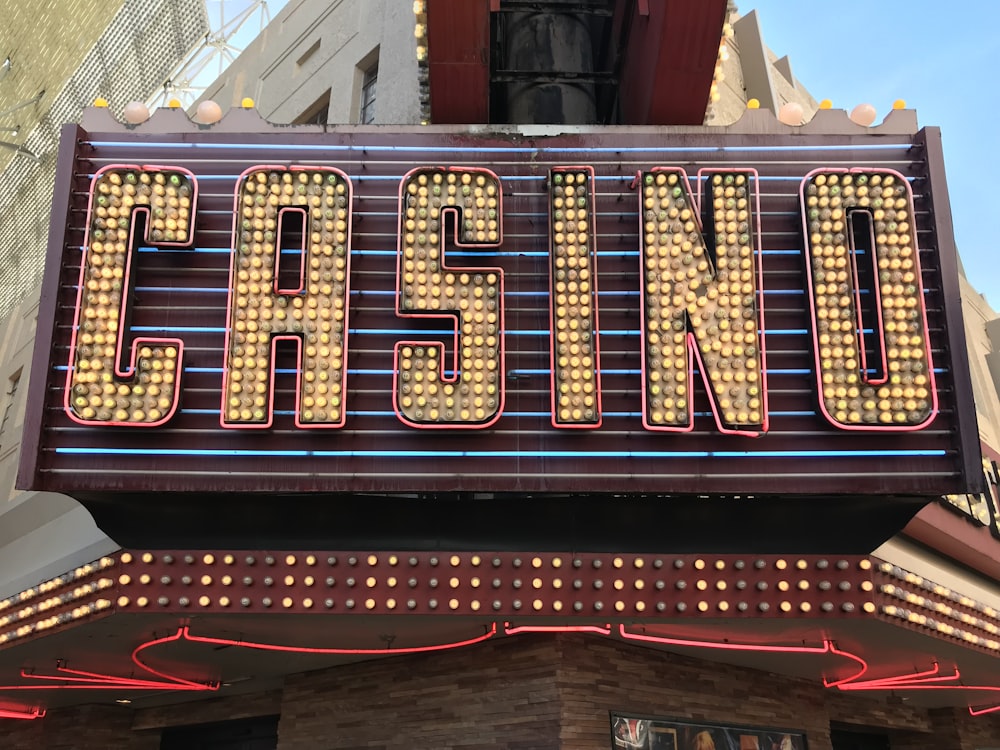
<box><xmin>426</xmin><ymin>0</ymin><xmax>492</xmax><ymax>124</ymax></box>
<box><xmin>618</xmin><ymin>0</ymin><xmax>728</xmax><ymax>125</ymax></box>
<box><xmin>18</xmin><ymin>120</ymin><xmax>979</xmax><ymax>502</ymax></box>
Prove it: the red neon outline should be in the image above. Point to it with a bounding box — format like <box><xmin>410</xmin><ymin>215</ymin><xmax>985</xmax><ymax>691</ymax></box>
<box><xmin>618</xmin><ymin>624</ymin><xmax>868</xmax><ymax>688</ymax></box>
<box><xmin>846</xmin><ymin>211</ymin><xmax>889</xmax><ymax>386</ymax></box>
<box><xmin>181</xmin><ymin>622</ymin><xmax>497</xmax><ymax>655</ymax></box>
<box><xmin>636</xmin><ymin>167</ymin><xmax>768</xmax><ymax>437</ymax></box>
<box><xmin>547</xmin><ymin>166</ymin><xmax>603</xmax><ymax>429</ymax></box>
<box><xmin>504</xmin><ymin>622</ymin><xmax>611</xmax><ymax>636</ymax></box>
<box><xmin>63</xmin><ymin>164</ymin><xmax>197</xmax><ymax>428</ymax></box>
<box><xmin>838</xmin><ymin>662</ymin><xmax>965</xmax><ymax>689</ymax></box>
<box><xmin>392</xmin><ymin>166</ymin><xmax>506</xmax><ymax>429</ymax></box>
<box><xmin>131</xmin><ymin>628</ymin><xmax>220</xmax><ymax>690</ymax></box>
<box><xmin>220</xmin><ymin>165</ymin><xmax>354</xmax><ymax>430</ymax></box>
<box><xmin>0</xmin><ymin>632</ymin><xmax>217</xmax><ymax>695</ymax></box>
<box><xmin>19</xmin><ymin>668</ymin><xmax>175</xmax><ymax>689</ymax></box>
<box><xmin>799</xmin><ymin>167</ymin><xmax>938</xmax><ymax>432</ymax></box>
<box><xmin>0</xmin><ymin>706</ymin><xmax>44</xmax><ymax>720</ymax></box>
<box><xmin>6</xmin><ymin>621</ymin><xmax>1000</xmax><ymax>719</ymax></box>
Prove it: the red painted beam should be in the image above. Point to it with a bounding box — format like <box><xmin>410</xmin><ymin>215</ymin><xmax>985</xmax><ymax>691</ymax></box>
<box><xmin>426</xmin><ymin>0</ymin><xmax>492</xmax><ymax>124</ymax></box>
<box><xmin>618</xmin><ymin>0</ymin><xmax>728</xmax><ymax>125</ymax></box>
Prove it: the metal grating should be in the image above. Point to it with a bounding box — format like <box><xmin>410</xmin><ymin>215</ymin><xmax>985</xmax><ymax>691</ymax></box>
<box><xmin>20</xmin><ymin>125</ymin><xmax>978</xmax><ymax>501</ymax></box>
<box><xmin>0</xmin><ymin>0</ymin><xmax>208</xmax><ymax>318</ymax></box>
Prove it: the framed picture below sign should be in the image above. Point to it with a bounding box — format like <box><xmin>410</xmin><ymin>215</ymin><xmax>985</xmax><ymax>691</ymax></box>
<box><xmin>611</xmin><ymin>714</ymin><xmax>807</xmax><ymax>750</ymax></box>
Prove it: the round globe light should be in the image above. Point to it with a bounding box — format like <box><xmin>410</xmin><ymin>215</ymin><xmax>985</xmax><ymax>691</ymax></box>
<box><xmin>123</xmin><ymin>101</ymin><xmax>150</xmax><ymax>125</ymax></box>
<box><xmin>195</xmin><ymin>100</ymin><xmax>224</xmax><ymax>125</ymax></box>
<box><xmin>777</xmin><ymin>102</ymin><xmax>804</xmax><ymax>126</ymax></box>
<box><xmin>850</xmin><ymin>103</ymin><xmax>877</xmax><ymax>127</ymax></box>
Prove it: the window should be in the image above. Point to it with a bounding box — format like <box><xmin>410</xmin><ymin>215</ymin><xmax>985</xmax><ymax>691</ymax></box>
<box><xmin>359</xmin><ymin>60</ymin><xmax>378</xmax><ymax>124</ymax></box>
<box><xmin>295</xmin><ymin>90</ymin><xmax>330</xmax><ymax>125</ymax></box>
<box><xmin>160</xmin><ymin>715</ymin><xmax>279</xmax><ymax>750</ymax></box>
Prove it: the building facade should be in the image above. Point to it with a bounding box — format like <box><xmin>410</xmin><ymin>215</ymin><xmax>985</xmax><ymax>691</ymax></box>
<box><xmin>2</xmin><ymin>2</ymin><xmax>1000</xmax><ymax>749</ymax></box>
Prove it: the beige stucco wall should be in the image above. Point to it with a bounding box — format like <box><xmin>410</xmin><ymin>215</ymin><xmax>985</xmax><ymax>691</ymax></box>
<box><xmin>0</xmin><ymin>292</ymin><xmax>116</xmax><ymax>599</ymax></box>
<box><xmin>960</xmin><ymin>275</ymin><xmax>1000</xmax><ymax>452</ymax></box>
<box><xmin>199</xmin><ymin>0</ymin><xmax>420</xmax><ymax>125</ymax></box>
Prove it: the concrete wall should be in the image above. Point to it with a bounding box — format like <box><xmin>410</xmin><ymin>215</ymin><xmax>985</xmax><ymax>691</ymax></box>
<box><xmin>708</xmin><ymin>9</ymin><xmax>818</xmax><ymax>126</ymax></box>
<box><xmin>0</xmin><ymin>291</ymin><xmax>117</xmax><ymax>600</ymax></box>
<box><xmin>199</xmin><ymin>0</ymin><xmax>420</xmax><ymax>125</ymax></box>
<box><xmin>960</xmin><ymin>274</ymin><xmax>1000</xmax><ymax>452</ymax></box>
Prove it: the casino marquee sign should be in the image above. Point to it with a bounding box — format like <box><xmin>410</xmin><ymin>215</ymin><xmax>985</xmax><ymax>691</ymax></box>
<box><xmin>17</xmin><ymin>112</ymin><xmax>982</xmax><ymax>500</ymax></box>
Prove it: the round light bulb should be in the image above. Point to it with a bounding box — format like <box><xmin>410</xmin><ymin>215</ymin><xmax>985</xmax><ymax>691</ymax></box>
<box><xmin>892</xmin><ymin>99</ymin><xmax>907</xmax><ymax>110</ymax></box>
<box><xmin>241</xmin><ymin>97</ymin><xmax>255</xmax><ymax>108</ymax></box>
<box><xmin>195</xmin><ymin>99</ymin><xmax>224</xmax><ymax>125</ymax></box>
<box><xmin>819</xmin><ymin>99</ymin><xmax>833</xmax><ymax>110</ymax></box>
<box><xmin>850</xmin><ymin>103</ymin><xmax>877</xmax><ymax>127</ymax></box>
<box><xmin>93</xmin><ymin>97</ymin><xmax>109</xmax><ymax>108</ymax></box>
<box><xmin>123</xmin><ymin>101</ymin><xmax>150</xmax><ymax>125</ymax></box>
<box><xmin>167</xmin><ymin>98</ymin><xmax>182</xmax><ymax>108</ymax></box>
<box><xmin>778</xmin><ymin>101</ymin><xmax>804</xmax><ymax>126</ymax></box>
<box><xmin>746</xmin><ymin>98</ymin><xmax>760</xmax><ymax>110</ymax></box>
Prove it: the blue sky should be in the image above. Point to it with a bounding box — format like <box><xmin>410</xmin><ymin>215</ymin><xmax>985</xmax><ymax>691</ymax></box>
<box><xmin>750</xmin><ymin>1</ymin><xmax>1000</xmax><ymax>309</ymax></box>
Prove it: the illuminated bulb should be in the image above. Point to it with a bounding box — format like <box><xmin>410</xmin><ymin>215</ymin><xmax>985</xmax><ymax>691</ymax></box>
<box><xmin>893</xmin><ymin>99</ymin><xmax>907</xmax><ymax>110</ymax></box>
<box><xmin>746</xmin><ymin>98</ymin><xmax>760</xmax><ymax>110</ymax></box>
<box><xmin>849</xmin><ymin>103</ymin><xmax>877</xmax><ymax>127</ymax></box>
<box><xmin>123</xmin><ymin>101</ymin><xmax>150</xmax><ymax>124</ymax></box>
<box><xmin>93</xmin><ymin>97</ymin><xmax>109</xmax><ymax>108</ymax></box>
<box><xmin>167</xmin><ymin>98</ymin><xmax>182</xmax><ymax>108</ymax></box>
<box><xmin>241</xmin><ymin>97</ymin><xmax>255</xmax><ymax>108</ymax></box>
<box><xmin>195</xmin><ymin>99</ymin><xmax>224</xmax><ymax>125</ymax></box>
<box><xmin>777</xmin><ymin>101</ymin><xmax>804</xmax><ymax>126</ymax></box>
<box><xmin>819</xmin><ymin>99</ymin><xmax>833</xmax><ymax>110</ymax></box>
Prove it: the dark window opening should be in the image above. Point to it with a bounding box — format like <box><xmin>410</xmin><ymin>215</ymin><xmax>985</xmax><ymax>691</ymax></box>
<box><xmin>295</xmin><ymin>90</ymin><xmax>330</xmax><ymax>125</ymax></box>
<box><xmin>160</xmin><ymin>715</ymin><xmax>279</xmax><ymax>750</ymax></box>
<box><xmin>359</xmin><ymin>61</ymin><xmax>378</xmax><ymax>124</ymax></box>
<box><xmin>830</xmin><ymin>727</ymin><xmax>891</xmax><ymax>750</ymax></box>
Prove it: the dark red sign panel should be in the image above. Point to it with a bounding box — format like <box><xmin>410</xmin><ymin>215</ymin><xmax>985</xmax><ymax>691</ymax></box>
<box><xmin>18</xmin><ymin>119</ymin><xmax>980</xmax><ymax>499</ymax></box>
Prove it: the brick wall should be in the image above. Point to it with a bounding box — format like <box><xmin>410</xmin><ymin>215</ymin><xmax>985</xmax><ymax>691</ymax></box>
<box><xmin>277</xmin><ymin>634</ymin><xmax>562</xmax><ymax>750</ymax></box>
<box><xmin>555</xmin><ymin>636</ymin><xmax>833</xmax><ymax>749</ymax></box>
<box><xmin>273</xmin><ymin>633</ymin><xmax>940</xmax><ymax>750</ymax></box>
<box><xmin>0</xmin><ymin>704</ymin><xmax>158</xmax><ymax>750</ymax></box>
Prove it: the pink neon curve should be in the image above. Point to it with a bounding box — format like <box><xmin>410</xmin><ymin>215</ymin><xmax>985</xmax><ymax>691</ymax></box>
<box><xmin>504</xmin><ymin>623</ymin><xmax>611</xmax><ymax>636</ymax></box>
<box><xmin>131</xmin><ymin>629</ymin><xmax>220</xmax><ymax>690</ymax></box>
<box><xmin>182</xmin><ymin>622</ymin><xmax>497</xmax><ymax>655</ymax></box>
<box><xmin>618</xmin><ymin>624</ymin><xmax>869</xmax><ymax>688</ymax></box>
<box><xmin>0</xmin><ymin>706</ymin><xmax>44</xmax><ymax>720</ymax></box>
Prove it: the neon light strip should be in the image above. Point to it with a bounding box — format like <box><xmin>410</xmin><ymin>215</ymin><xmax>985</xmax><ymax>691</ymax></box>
<box><xmin>181</xmin><ymin>623</ymin><xmax>497</xmax><ymax>655</ymax></box>
<box><xmin>85</xmin><ymin>140</ymin><xmax>916</xmax><ymax>154</ymax></box>
<box><xmin>504</xmin><ymin>623</ymin><xmax>611</xmax><ymax>636</ymax></box>
<box><xmin>53</xmin><ymin>447</ymin><xmax>948</xmax><ymax>458</ymax></box>
<box><xmin>617</xmin><ymin>624</ymin><xmax>868</xmax><ymax>688</ymax></box>
<box><xmin>0</xmin><ymin>706</ymin><xmax>44</xmax><ymax>720</ymax></box>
